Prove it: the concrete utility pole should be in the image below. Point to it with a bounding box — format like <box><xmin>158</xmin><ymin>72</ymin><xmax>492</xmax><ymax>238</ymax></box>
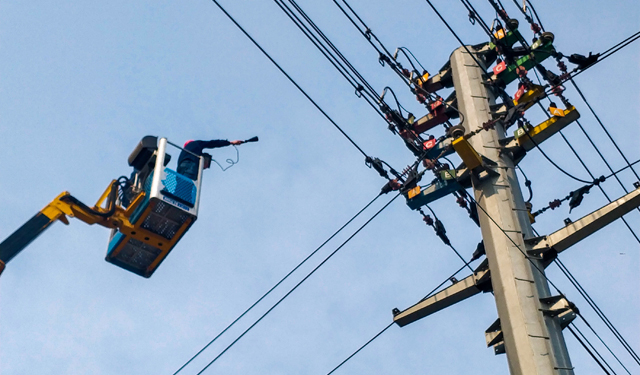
<box><xmin>450</xmin><ymin>45</ymin><xmax>574</xmax><ymax>374</ymax></box>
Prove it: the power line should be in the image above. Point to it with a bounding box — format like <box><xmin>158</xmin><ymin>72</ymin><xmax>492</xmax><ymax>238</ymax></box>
<box><xmin>531</xmin><ymin>215</ymin><xmax>637</xmax><ymax>372</ymax></box>
<box><xmin>422</xmin><ymin>0</ymin><xmax>487</xmax><ymax>71</ymax></box>
<box><xmin>570</xmin><ymin>78</ymin><xmax>640</xmax><ymax>182</ymax></box>
<box><xmin>554</xmin><ymin>263</ymin><xmax>634</xmax><ymax>373</ymax></box>
<box><xmin>326</xmin><ymin>259</ymin><xmax>476</xmax><ymax>375</ymax></box>
<box><xmin>272</xmin><ymin>0</ymin><xmax>406</xmax><ymax>129</ymax></box>
<box><xmin>194</xmin><ymin>193</ymin><xmax>401</xmax><ymax>374</ymax></box>
<box><xmin>568</xmin><ymin>324</ymin><xmax>613</xmax><ymax>375</ymax></box>
<box><xmin>172</xmin><ymin>193</ymin><xmax>382</xmax><ymax>374</ymax></box>
<box><xmin>555</xmin><ymin>258</ymin><xmax>640</xmax><ymax>368</ymax></box>
<box><xmin>601</xmin><ymin>31</ymin><xmax>640</xmax><ymax>57</ymax></box>
<box><xmin>570</xmin><ymin>323</ymin><xmax>618</xmax><ymax>374</ymax></box>
<box><xmin>572</xmin><ymin>31</ymin><xmax>640</xmax><ymax>79</ymax></box>
<box><xmin>208</xmin><ymin>0</ymin><xmax>370</xmax><ymax>160</ymax></box>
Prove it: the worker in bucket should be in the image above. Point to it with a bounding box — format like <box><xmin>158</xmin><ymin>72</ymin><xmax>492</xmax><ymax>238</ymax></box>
<box><xmin>177</xmin><ymin>139</ymin><xmax>243</xmax><ymax>180</ymax></box>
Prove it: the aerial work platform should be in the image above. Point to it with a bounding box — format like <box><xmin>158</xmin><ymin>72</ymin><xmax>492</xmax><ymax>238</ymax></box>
<box><xmin>0</xmin><ymin>136</ymin><xmax>204</xmax><ymax>278</ymax></box>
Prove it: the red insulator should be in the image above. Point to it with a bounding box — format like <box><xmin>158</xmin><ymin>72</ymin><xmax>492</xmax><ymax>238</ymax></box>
<box><xmin>423</xmin><ymin>215</ymin><xmax>434</xmax><ymax>226</ymax></box>
<box><xmin>456</xmin><ymin>196</ymin><xmax>467</xmax><ymax>208</ymax></box>
<box><xmin>402</xmin><ymin>68</ymin><xmax>411</xmax><ymax>78</ymax></box>
<box><xmin>416</xmin><ymin>93</ymin><xmax>427</xmax><ymax>104</ymax></box>
<box><xmin>385</xmin><ymin>113</ymin><xmax>393</xmax><ymax>122</ymax></box>
<box><xmin>557</xmin><ymin>61</ymin><xmax>568</xmax><ymax>73</ymax></box>
<box><xmin>560</xmin><ymin>72</ymin><xmax>570</xmax><ymax>81</ymax></box>
<box><xmin>482</xmin><ymin>120</ymin><xmax>496</xmax><ymax>131</ymax></box>
<box><xmin>549</xmin><ymin>199</ymin><xmax>562</xmax><ymax>209</ymax></box>
<box><xmin>551</xmin><ymin>85</ymin><xmax>565</xmax><ymax>96</ymax></box>
<box><xmin>516</xmin><ymin>66</ymin><xmax>528</xmax><ymax>78</ymax></box>
<box><xmin>531</xmin><ymin>23</ymin><xmax>541</xmax><ymax>34</ymax></box>
<box><xmin>423</xmin><ymin>159</ymin><xmax>436</xmax><ymax>170</ymax></box>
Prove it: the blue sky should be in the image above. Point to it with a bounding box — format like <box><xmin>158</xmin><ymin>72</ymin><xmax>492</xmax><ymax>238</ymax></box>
<box><xmin>0</xmin><ymin>1</ymin><xmax>638</xmax><ymax>374</ymax></box>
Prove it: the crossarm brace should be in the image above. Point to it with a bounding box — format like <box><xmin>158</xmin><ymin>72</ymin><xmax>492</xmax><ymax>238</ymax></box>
<box><xmin>393</xmin><ymin>259</ymin><xmax>491</xmax><ymax>327</ymax></box>
<box><xmin>528</xmin><ymin>186</ymin><xmax>640</xmax><ymax>264</ymax></box>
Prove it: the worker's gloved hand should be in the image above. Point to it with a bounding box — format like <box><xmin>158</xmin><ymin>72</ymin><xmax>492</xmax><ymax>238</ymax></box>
<box><xmin>230</xmin><ymin>140</ymin><xmax>243</xmax><ymax>145</ymax></box>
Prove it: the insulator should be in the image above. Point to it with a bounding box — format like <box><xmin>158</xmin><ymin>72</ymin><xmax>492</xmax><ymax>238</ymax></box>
<box><xmin>531</xmin><ymin>23</ymin><xmax>541</xmax><ymax>34</ymax></box>
<box><xmin>456</xmin><ymin>196</ymin><xmax>467</xmax><ymax>208</ymax></box>
<box><xmin>549</xmin><ymin>199</ymin><xmax>562</xmax><ymax>209</ymax></box>
<box><xmin>423</xmin><ymin>214</ymin><xmax>434</xmax><ymax>226</ymax></box>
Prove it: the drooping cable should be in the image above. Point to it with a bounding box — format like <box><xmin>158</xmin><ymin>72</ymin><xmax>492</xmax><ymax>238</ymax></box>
<box><xmin>333</xmin><ymin>0</ymin><xmax>468</xmax><ymax>128</ymax></box>
<box><xmin>516</xmin><ymin>165</ymin><xmax>533</xmax><ymax>203</ymax></box>
<box><xmin>522</xmin><ymin>129</ymin><xmax>593</xmax><ymax>184</ymax></box>
<box><xmin>172</xmin><ymin>193</ymin><xmax>383</xmax><ymax>374</ymax></box>
<box><xmin>194</xmin><ymin>193</ymin><xmax>401</xmax><ymax>374</ymax></box>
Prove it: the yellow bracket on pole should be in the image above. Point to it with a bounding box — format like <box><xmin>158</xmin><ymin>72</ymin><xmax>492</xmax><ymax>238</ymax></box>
<box><xmin>513</xmin><ymin>84</ymin><xmax>546</xmax><ymax>111</ymax></box>
<box><xmin>452</xmin><ymin>137</ymin><xmax>483</xmax><ymax>170</ymax></box>
<box><xmin>514</xmin><ymin>106</ymin><xmax>580</xmax><ymax>150</ymax></box>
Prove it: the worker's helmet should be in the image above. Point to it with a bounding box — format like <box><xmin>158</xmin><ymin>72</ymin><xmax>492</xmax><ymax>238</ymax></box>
<box><xmin>184</xmin><ymin>140</ymin><xmax>194</xmax><ymax>148</ymax></box>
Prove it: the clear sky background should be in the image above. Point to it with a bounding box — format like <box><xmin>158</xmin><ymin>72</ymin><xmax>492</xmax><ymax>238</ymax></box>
<box><xmin>0</xmin><ymin>1</ymin><xmax>638</xmax><ymax>374</ymax></box>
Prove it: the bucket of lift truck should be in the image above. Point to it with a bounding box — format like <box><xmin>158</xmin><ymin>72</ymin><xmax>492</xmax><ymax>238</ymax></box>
<box><xmin>106</xmin><ymin>136</ymin><xmax>202</xmax><ymax>278</ymax></box>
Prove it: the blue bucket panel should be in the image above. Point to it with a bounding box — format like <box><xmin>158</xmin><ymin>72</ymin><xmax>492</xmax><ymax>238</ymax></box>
<box><xmin>161</xmin><ymin>169</ymin><xmax>197</xmax><ymax>207</ymax></box>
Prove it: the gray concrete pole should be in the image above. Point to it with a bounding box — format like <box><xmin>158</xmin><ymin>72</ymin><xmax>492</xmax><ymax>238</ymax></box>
<box><xmin>449</xmin><ymin>45</ymin><xmax>574</xmax><ymax>375</ymax></box>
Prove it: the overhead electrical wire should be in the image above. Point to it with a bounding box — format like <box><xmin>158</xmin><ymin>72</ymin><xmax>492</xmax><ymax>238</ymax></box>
<box><xmin>555</xmin><ymin>258</ymin><xmax>640</xmax><ymax>369</ymax></box>
<box><xmin>172</xmin><ymin>193</ymin><xmax>383</xmax><ymax>374</ymax></box>
<box><xmin>570</xmin><ymin>31</ymin><xmax>640</xmax><ymax>81</ymax></box>
<box><xmin>194</xmin><ymin>193</ymin><xmax>401</xmax><ymax>374</ymax></box>
<box><xmin>568</xmin><ymin>324</ymin><xmax>615</xmax><ymax>375</ymax></box>
<box><xmin>488</xmin><ymin>0</ymin><xmax>640</xmax><ymax>242</ymax></box>
<box><xmin>570</xmin><ymin>79</ymin><xmax>640</xmax><ymax>182</ymax></box>
<box><xmin>421</xmin><ymin>0</ymin><xmax>488</xmax><ymax>71</ymax></box>
<box><xmin>271</xmin><ymin>0</ymin><xmax>397</xmax><ymax>125</ymax></box>
<box><xmin>326</xmin><ymin>258</ymin><xmax>477</xmax><ymax>375</ymax></box>
<box><xmin>273</xmin><ymin>0</ymin><xmax>378</xmax><ymax>100</ymax></box>
<box><xmin>207</xmin><ymin>0</ymin><xmax>371</xmax><ymax>160</ymax></box>
<box><xmin>420</xmin><ymin>5</ymin><xmax>640</xmax><ymax>369</ymax></box>
<box><xmin>529</xmin><ymin>105</ymin><xmax>640</xmax><ymax>243</ymax></box>
<box><xmin>404</xmin><ymin>0</ymin><xmax>640</xmax><ymax>372</ymax></box>
<box><xmin>332</xmin><ymin>0</ymin><xmax>469</xmax><ymax>134</ymax></box>
<box><xmin>528</xmin><ymin>215</ymin><xmax>637</xmax><ymax>375</ymax></box>
<box><xmin>466</xmin><ymin>184</ymin><xmax>631</xmax><ymax>373</ymax></box>
<box><xmin>203</xmin><ymin>1</ymin><xmax>639</xmax><ymax>373</ymax></box>
<box><xmin>569</xmin><ymin>323</ymin><xmax>619</xmax><ymax>375</ymax></box>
